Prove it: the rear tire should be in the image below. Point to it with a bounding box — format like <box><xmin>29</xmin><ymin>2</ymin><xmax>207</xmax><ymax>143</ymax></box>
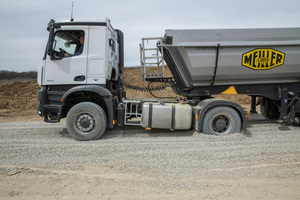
<box><xmin>202</xmin><ymin>106</ymin><xmax>241</xmax><ymax>136</ymax></box>
<box><xmin>260</xmin><ymin>98</ymin><xmax>280</xmax><ymax>120</ymax></box>
<box><xmin>66</xmin><ymin>102</ymin><xmax>107</xmax><ymax>141</ymax></box>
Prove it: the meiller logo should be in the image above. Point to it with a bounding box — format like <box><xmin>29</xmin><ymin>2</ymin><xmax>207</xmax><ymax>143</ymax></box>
<box><xmin>242</xmin><ymin>48</ymin><xmax>285</xmax><ymax>70</ymax></box>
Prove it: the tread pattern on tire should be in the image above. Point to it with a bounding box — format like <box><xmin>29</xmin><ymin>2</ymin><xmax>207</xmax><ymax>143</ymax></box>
<box><xmin>66</xmin><ymin>102</ymin><xmax>107</xmax><ymax>141</ymax></box>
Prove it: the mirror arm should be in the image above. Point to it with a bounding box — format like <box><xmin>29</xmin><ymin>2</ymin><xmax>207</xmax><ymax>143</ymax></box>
<box><xmin>47</xmin><ymin>23</ymin><xmax>55</xmax><ymax>56</ymax></box>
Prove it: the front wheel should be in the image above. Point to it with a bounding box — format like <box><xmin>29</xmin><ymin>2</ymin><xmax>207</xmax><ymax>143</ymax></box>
<box><xmin>202</xmin><ymin>106</ymin><xmax>241</xmax><ymax>136</ymax></box>
<box><xmin>66</xmin><ymin>102</ymin><xmax>107</xmax><ymax>141</ymax></box>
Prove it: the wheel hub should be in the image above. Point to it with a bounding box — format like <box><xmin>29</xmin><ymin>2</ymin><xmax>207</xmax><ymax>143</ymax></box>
<box><xmin>213</xmin><ymin>116</ymin><xmax>229</xmax><ymax>133</ymax></box>
<box><xmin>80</xmin><ymin>118</ymin><xmax>91</xmax><ymax>128</ymax></box>
<box><xmin>76</xmin><ymin>114</ymin><xmax>95</xmax><ymax>133</ymax></box>
<box><xmin>215</xmin><ymin>118</ymin><xmax>226</xmax><ymax>129</ymax></box>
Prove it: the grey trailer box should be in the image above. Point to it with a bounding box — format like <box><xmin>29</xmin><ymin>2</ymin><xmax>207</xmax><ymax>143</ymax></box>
<box><xmin>161</xmin><ymin>28</ymin><xmax>300</xmax><ymax>88</ymax></box>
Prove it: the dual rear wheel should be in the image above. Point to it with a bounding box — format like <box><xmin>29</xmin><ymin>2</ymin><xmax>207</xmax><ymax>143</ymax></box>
<box><xmin>202</xmin><ymin>106</ymin><xmax>241</xmax><ymax>136</ymax></box>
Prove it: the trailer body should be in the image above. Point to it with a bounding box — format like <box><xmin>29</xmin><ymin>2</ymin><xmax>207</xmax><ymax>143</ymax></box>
<box><xmin>161</xmin><ymin>28</ymin><xmax>300</xmax><ymax>87</ymax></box>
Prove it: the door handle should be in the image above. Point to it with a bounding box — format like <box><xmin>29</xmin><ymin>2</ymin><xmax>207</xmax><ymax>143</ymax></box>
<box><xmin>74</xmin><ymin>75</ymin><xmax>85</xmax><ymax>81</ymax></box>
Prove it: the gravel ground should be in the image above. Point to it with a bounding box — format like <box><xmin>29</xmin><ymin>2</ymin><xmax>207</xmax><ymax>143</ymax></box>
<box><xmin>0</xmin><ymin>115</ymin><xmax>300</xmax><ymax>199</ymax></box>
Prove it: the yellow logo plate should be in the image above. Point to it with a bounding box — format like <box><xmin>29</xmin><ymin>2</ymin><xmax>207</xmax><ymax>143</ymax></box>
<box><xmin>242</xmin><ymin>48</ymin><xmax>285</xmax><ymax>70</ymax></box>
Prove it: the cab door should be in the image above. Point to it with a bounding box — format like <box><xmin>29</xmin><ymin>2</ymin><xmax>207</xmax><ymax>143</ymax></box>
<box><xmin>44</xmin><ymin>27</ymin><xmax>88</xmax><ymax>85</ymax></box>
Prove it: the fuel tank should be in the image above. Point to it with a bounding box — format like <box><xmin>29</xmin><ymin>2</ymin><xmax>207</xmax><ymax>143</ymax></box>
<box><xmin>161</xmin><ymin>28</ymin><xmax>300</xmax><ymax>88</ymax></box>
<box><xmin>142</xmin><ymin>102</ymin><xmax>192</xmax><ymax>130</ymax></box>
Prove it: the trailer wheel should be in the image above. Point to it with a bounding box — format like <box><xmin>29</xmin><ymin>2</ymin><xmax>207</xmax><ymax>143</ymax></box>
<box><xmin>260</xmin><ymin>98</ymin><xmax>280</xmax><ymax>120</ymax></box>
<box><xmin>202</xmin><ymin>106</ymin><xmax>241</xmax><ymax>136</ymax></box>
<box><xmin>66</xmin><ymin>102</ymin><xmax>107</xmax><ymax>141</ymax></box>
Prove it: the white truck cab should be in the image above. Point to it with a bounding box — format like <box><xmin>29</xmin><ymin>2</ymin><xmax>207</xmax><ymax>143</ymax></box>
<box><xmin>39</xmin><ymin>18</ymin><xmax>121</xmax><ymax>86</ymax></box>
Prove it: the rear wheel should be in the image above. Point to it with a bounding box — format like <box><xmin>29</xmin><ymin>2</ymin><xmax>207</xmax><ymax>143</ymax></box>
<box><xmin>202</xmin><ymin>106</ymin><xmax>241</xmax><ymax>135</ymax></box>
<box><xmin>66</xmin><ymin>102</ymin><xmax>107</xmax><ymax>141</ymax></box>
<box><xmin>260</xmin><ymin>98</ymin><xmax>280</xmax><ymax>120</ymax></box>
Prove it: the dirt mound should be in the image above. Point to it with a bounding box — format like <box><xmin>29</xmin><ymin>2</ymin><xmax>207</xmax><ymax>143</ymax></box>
<box><xmin>0</xmin><ymin>68</ymin><xmax>251</xmax><ymax>111</ymax></box>
<box><xmin>0</xmin><ymin>80</ymin><xmax>40</xmax><ymax>110</ymax></box>
<box><xmin>124</xmin><ymin>67</ymin><xmax>178</xmax><ymax>99</ymax></box>
<box><xmin>214</xmin><ymin>94</ymin><xmax>251</xmax><ymax>105</ymax></box>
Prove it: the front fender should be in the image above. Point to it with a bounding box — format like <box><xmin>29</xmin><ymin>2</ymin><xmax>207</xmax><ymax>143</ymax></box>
<box><xmin>61</xmin><ymin>85</ymin><xmax>114</xmax><ymax>128</ymax></box>
<box><xmin>61</xmin><ymin>85</ymin><xmax>112</xmax><ymax>101</ymax></box>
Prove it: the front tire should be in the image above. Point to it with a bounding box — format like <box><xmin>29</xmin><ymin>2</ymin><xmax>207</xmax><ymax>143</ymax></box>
<box><xmin>202</xmin><ymin>106</ymin><xmax>241</xmax><ymax>136</ymax></box>
<box><xmin>66</xmin><ymin>102</ymin><xmax>107</xmax><ymax>141</ymax></box>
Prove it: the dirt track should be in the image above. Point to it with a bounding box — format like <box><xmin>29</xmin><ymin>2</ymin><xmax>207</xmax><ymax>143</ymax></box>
<box><xmin>0</xmin><ymin>70</ymin><xmax>299</xmax><ymax>199</ymax></box>
<box><xmin>1</xmin><ymin>115</ymin><xmax>300</xmax><ymax>200</ymax></box>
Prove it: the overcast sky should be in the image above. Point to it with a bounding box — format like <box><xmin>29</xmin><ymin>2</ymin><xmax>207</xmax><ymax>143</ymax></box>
<box><xmin>0</xmin><ymin>0</ymin><xmax>300</xmax><ymax>72</ymax></box>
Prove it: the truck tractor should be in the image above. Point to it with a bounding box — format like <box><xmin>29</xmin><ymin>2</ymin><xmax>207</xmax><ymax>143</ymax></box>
<box><xmin>38</xmin><ymin>18</ymin><xmax>300</xmax><ymax>140</ymax></box>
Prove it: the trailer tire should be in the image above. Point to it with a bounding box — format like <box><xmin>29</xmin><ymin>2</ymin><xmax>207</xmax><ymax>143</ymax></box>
<box><xmin>260</xmin><ymin>98</ymin><xmax>280</xmax><ymax>120</ymax></box>
<box><xmin>202</xmin><ymin>106</ymin><xmax>241</xmax><ymax>136</ymax></box>
<box><xmin>66</xmin><ymin>102</ymin><xmax>107</xmax><ymax>141</ymax></box>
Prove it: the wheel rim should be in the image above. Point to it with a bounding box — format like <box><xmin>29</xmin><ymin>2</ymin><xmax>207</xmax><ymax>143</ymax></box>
<box><xmin>211</xmin><ymin>114</ymin><xmax>233</xmax><ymax>135</ymax></box>
<box><xmin>75</xmin><ymin>113</ymin><xmax>95</xmax><ymax>134</ymax></box>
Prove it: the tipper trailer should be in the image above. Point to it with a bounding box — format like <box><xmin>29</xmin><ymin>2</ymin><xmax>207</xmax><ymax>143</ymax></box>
<box><xmin>37</xmin><ymin>18</ymin><xmax>300</xmax><ymax>140</ymax></box>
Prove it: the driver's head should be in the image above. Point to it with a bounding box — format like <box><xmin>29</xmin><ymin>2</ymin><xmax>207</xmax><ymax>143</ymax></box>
<box><xmin>79</xmin><ymin>35</ymin><xmax>84</xmax><ymax>44</ymax></box>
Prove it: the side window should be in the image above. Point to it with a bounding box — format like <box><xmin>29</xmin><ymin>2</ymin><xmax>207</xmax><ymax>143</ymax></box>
<box><xmin>53</xmin><ymin>31</ymin><xmax>84</xmax><ymax>58</ymax></box>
